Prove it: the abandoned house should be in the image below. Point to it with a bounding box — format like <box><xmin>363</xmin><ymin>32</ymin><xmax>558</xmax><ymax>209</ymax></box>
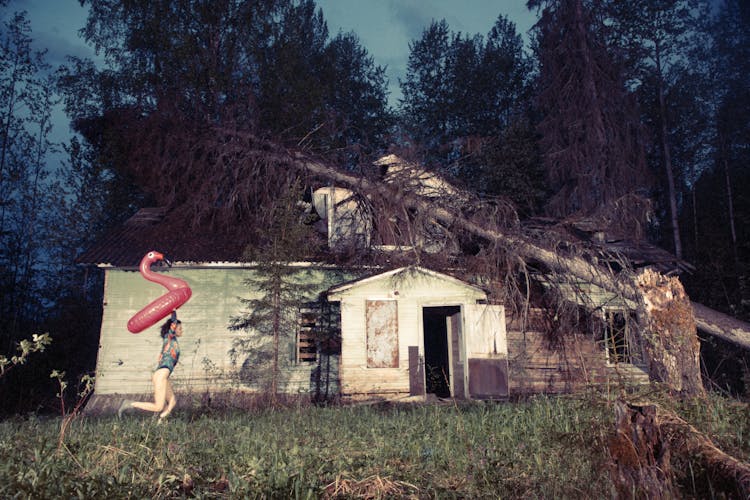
<box><xmin>79</xmin><ymin>155</ymin><xmax>697</xmax><ymax>413</ymax></box>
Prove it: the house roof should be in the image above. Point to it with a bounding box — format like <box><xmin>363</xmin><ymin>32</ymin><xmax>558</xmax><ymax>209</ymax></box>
<box><xmin>524</xmin><ymin>217</ymin><xmax>694</xmax><ymax>275</ymax></box>
<box><xmin>76</xmin><ymin>207</ymin><xmax>254</xmax><ymax>267</ymax></box>
<box><xmin>327</xmin><ymin>266</ymin><xmax>486</xmax><ymax>299</ymax></box>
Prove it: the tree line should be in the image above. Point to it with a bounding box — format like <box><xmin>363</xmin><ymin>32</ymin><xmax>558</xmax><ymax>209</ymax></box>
<box><xmin>0</xmin><ymin>0</ymin><xmax>748</xmax><ymax>412</ymax></box>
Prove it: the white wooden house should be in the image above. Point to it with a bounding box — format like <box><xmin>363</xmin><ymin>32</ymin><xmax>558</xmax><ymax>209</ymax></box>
<box><xmin>82</xmin><ymin>259</ymin><xmax>510</xmax><ymax>414</ymax></box>
<box><xmin>79</xmin><ymin>155</ymin><xmax>688</xmax><ymax>413</ymax></box>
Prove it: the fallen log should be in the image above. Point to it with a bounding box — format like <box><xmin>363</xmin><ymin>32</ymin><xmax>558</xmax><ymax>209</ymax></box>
<box><xmin>692</xmin><ymin>301</ymin><xmax>750</xmax><ymax>351</ymax></box>
<box><xmin>294</xmin><ymin>151</ymin><xmax>705</xmax><ymax>396</ymax></box>
<box><xmin>610</xmin><ymin>399</ymin><xmax>750</xmax><ymax>498</ymax></box>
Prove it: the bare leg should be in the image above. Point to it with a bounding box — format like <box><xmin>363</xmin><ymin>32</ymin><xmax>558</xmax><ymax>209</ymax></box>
<box><xmin>132</xmin><ymin>368</ymin><xmax>170</xmax><ymax>413</ymax></box>
<box><xmin>159</xmin><ymin>378</ymin><xmax>177</xmax><ymax>419</ymax></box>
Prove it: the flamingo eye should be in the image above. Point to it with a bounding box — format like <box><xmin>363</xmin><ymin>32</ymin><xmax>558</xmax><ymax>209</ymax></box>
<box><xmin>148</xmin><ymin>252</ymin><xmax>155</xmax><ymax>258</ymax></box>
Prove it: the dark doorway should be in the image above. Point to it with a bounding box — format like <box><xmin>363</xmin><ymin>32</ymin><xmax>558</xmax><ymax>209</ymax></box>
<box><xmin>423</xmin><ymin>306</ymin><xmax>460</xmax><ymax>397</ymax></box>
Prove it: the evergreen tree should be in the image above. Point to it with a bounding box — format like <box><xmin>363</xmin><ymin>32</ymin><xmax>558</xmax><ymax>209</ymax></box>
<box><xmin>682</xmin><ymin>0</ymin><xmax>750</xmax><ymax>318</ymax></box>
<box><xmin>228</xmin><ymin>183</ymin><xmax>317</xmax><ymax>398</ymax></box>
<box><xmin>604</xmin><ymin>0</ymin><xmax>713</xmax><ymax>257</ymax></box>
<box><xmin>400</xmin><ymin>19</ymin><xmax>453</xmax><ymax>155</ymax></box>
<box><xmin>530</xmin><ymin>0</ymin><xmax>650</xmax><ymax>231</ymax></box>
<box><xmin>65</xmin><ymin>0</ymin><xmax>391</xmax><ymax>240</ymax></box>
<box><xmin>399</xmin><ymin>15</ymin><xmax>536</xmax><ymax>203</ymax></box>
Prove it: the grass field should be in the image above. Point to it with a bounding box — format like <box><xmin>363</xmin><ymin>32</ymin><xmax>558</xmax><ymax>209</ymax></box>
<box><xmin>0</xmin><ymin>389</ymin><xmax>747</xmax><ymax>498</ymax></box>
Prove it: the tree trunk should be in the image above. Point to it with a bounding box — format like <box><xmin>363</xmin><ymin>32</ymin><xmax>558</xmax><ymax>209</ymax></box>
<box><xmin>691</xmin><ymin>301</ymin><xmax>750</xmax><ymax>350</ymax></box>
<box><xmin>611</xmin><ymin>399</ymin><xmax>750</xmax><ymax>498</ymax></box>
<box><xmin>293</xmin><ymin>152</ymin><xmax>706</xmax><ymax>397</ymax></box>
<box><xmin>609</xmin><ymin>400</ymin><xmax>675</xmax><ymax>498</ymax></box>
<box><xmin>656</xmin><ymin>47</ymin><xmax>683</xmax><ymax>260</ymax></box>
<box><xmin>635</xmin><ymin>269</ymin><xmax>704</xmax><ymax>396</ymax></box>
<box><xmin>722</xmin><ymin>155</ymin><xmax>739</xmax><ymax>269</ymax></box>
<box><xmin>272</xmin><ymin>285</ymin><xmax>280</xmax><ymax>400</ymax></box>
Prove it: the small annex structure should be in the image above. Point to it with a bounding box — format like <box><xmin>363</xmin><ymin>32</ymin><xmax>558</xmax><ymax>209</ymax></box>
<box><xmin>78</xmin><ymin>154</ymin><xmax>684</xmax><ymax>413</ymax></box>
<box><xmin>327</xmin><ymin>266</ymin><xmax>507</xmax><ymax>400</ymax></box>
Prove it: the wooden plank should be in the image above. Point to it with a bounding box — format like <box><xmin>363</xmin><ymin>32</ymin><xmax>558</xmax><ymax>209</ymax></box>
<box><xmin>449</xmin><ymin>313</ymin><xmax>465</xmax><ymax>399</ymax></box>
<box><xmin>408</xmin><ymin>346</ymin><xmax>425</xmax><ymax>396</ymax></box>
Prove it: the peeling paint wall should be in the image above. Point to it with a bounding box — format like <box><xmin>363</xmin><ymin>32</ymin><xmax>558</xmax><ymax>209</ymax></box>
<box><xmin>94</xmin><ymin>266</ymin><xmax>351</xmax><ymax>396</ymax></box>
<box><xmin>366</xmin><ymin>300</ymin><xmax>399</xmax><ymax>367</ymax></box>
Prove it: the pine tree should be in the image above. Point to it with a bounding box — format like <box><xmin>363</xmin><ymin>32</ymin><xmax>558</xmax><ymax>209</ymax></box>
<box><xmin>531</xmin><ymin>0</ymin><xmax>650</xmax><ymax>231</ymax></box>
<box><xmin>228</xmin><ymin>183</ymin><xmax>317</xmax><ymax>398</ymax></box>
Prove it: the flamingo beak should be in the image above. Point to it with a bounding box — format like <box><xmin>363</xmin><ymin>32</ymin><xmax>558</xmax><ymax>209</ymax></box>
<box><xmin>163</xmin><ymin>257</ymin><xmax>173</xmax><ymax>267</ymax></box>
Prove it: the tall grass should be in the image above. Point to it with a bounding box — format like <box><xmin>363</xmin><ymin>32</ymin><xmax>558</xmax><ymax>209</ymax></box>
<box><xmin>0</xmin><ymin>390</ymin><xmax>746</xmax><ymax>498</ymax></box>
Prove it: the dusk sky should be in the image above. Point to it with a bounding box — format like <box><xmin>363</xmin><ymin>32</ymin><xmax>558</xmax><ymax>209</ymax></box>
<box><xmin>8</xmin><ymin>0</ymin><xmax>539</xmax><ymax>149</ymax></box>
<box><xmin>17</xmin><ymin>0</ymin><xmax>539</xmax><ymax>100</ymax></box>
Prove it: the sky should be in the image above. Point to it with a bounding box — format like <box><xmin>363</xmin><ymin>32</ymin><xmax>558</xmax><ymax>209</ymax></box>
<box><xmin>8</xmin><ymin>0</ymin><xmax>539</xmax><ymax>148</ymax></box>
<box><xmin>314</xmin><ymin>0</ymin><xmax>539</xmax><ymax>104</ymax></box>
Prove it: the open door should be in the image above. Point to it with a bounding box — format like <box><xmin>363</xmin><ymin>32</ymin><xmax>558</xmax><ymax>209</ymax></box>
<box><xmin>447</xmin><ymin>312</ymin><xmax>465</xmax><ymax>399</ymax></box>
<box><xmin>464</xmin><ymin>304</ymin><xmax>509</xmax><ymax>399</ymax></box>
<box><xmin>422</xmin><ymin>306</ymin><xmax>460</xmax><ymax>398</ymax></box>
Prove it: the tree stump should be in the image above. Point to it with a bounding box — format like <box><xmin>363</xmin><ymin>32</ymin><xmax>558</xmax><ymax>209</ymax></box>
<box><xmin>610</xmin><ymin>399</ymin><xmax>750</xmax><ymax>498</ymax></box>
<box><xmin>609</xmin><ymin>399</ymin><xmax>675</xmax><ymax>498</ymax></box>
<box><xmin>636</xmin><ymin>269</ymin><xmax>705</xmax><ymax>397</ymax></box>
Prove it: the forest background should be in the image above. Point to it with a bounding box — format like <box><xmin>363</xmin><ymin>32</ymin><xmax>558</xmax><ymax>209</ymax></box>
<box><xmin>0</xmin><ymin>0</ymin><xmax>748</xmax><ymax>415</ymax></box>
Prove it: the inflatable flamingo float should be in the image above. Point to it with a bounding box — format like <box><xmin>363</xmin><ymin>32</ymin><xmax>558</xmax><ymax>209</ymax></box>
<box><xmin>127</xmin><ymin>251</ymin><xmax>192</xmax><ymax>333</ymax></box>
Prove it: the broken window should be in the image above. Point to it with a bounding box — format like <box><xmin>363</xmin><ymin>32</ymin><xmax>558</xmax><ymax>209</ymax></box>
<box><xmin>297</xmin><ymin>303</ymin><xmax>319</xmax><ymax>363</ymax></box>
<box><xmin>296</xmin><ymin>301</ymin><xmax>341</xmax><ymax>364</ymax></box>
<box><xmin>603</xmin><ymin>309</ymin><xmax>638</xmax><ymax>364</ymax></box>
<box><xmin>366</xmin><ymin>299</ymin><xmax>399</xmax><ymax>368</ymax></box>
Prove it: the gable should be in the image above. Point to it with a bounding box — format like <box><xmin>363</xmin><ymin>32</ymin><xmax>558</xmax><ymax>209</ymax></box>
<box><xmin>327</xmin><ymin>266</ymin><xmax>486</xmax><ymax>302</ymax></box>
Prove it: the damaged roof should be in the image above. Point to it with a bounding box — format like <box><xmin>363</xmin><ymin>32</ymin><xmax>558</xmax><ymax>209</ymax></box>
<box><xmin>76</xmin><ymin>207</ymin><xmax>253</xmax><ymax>267</ymax></box>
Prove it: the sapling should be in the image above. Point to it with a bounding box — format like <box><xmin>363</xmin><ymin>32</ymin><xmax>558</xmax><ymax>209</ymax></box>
<box><xmin>50</xmin><ymin>370</ymin><xmax>95</xmax><ymax>453</ymax></box>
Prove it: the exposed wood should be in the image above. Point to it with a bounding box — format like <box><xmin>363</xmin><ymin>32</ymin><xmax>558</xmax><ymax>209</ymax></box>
<box><xmin>609</xmin><ymin>400</ymin><xmax>676</xmax><ymax>498</ymax></box>
<box><xmin>635</xmin><ymin>270</ymin><xmax>704</xmax><ymax>396</ymax></box>
<box><xmin>692</xmin><ymin>301</ymin><xmax>750</xmax><ymax>350</ymax></box>
<box><xmin>611</xmin><ymin>399</ymin><xmax>750</xmax><ymax>499</ymax></box>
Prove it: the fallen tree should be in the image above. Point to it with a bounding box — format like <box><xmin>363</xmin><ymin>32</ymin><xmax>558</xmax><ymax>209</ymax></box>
<box><xmin>691</xmin><ymin>301</ymin><xmax>750</xmax><ymax>350</ymax></box>
<box><xmin>610</xmin><ymin>399</ymin><xmax>750</xmax><ymax>498</ymax></box>
<box><xmin>293</xmin><ymin>150</ymin><xmax>706</xmax><ymax>397</ymax></box>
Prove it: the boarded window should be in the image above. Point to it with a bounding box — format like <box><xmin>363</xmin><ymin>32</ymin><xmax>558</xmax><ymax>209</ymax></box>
<box><xmin>297</xmin><ymin>303</ymin><xmax>319</xmax><ymax>363</ymax></box>
<box><xmin>366</xmin><ymin>300</ymin><xmax>399</xmax><ymax>368</ymax></box>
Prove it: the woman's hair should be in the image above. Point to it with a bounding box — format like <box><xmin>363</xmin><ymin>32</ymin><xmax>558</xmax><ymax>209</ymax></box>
<box><xmin>160</xmin><ymin>317</ymin><xmax>181</xmax><ymax>338</ymax></box>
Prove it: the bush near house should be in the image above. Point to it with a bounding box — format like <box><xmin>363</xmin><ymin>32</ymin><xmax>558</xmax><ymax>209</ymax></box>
<box><xmin>0</xmin><ymin>389</ymin><xmax>747</xmax><ymax>498</ymax></box>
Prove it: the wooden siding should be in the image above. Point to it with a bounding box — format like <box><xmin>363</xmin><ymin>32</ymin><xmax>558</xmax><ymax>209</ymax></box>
<box><xmin>94</xmin><ymin>267</ymin><xmax>350</xmax><ymax>396</ymax></box>
<box><xmin>506</xmin><ymin>308</ymin><xmax>648</xmax><ymax>394</ymax></box>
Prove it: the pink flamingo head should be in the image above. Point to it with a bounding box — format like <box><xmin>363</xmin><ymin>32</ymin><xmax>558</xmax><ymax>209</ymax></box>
<box><xmin>146</xmin><ymin>250</ymin><xmax>164</xmax><ymax>263</ymax></box>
